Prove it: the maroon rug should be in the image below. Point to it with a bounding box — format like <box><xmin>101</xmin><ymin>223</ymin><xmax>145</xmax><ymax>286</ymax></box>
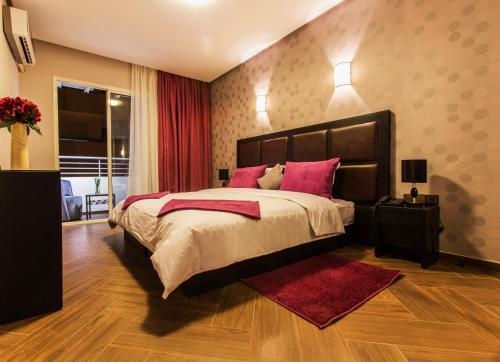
<box><xmin>242</xmin><ymin>254</ymin><xmax>400</xmax><ymax>328</ymax></box>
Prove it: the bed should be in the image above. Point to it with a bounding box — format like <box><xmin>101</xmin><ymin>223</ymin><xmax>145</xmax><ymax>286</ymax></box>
<box><xmin>111</xmin><ymin>110</ymin><xmax>394</xmax><ymax>297</ymax></box>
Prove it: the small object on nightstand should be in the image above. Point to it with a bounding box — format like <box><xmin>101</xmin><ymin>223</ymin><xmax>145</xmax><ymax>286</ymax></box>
<box><xmin>219</xmin><ymin>168</ymin><xmax>229</xmax><ymax>187</ymax></box>
<box><xmin>403</xmin><ymin>193</ymin><xmax>439</xmax><ymax>206</ymax></box>
<box><xmin>401</xmin><ymin>159</ymin><xmax>427</xmax><ymax>203</ymax></box>
<box><xmin>378</xmin><ymin>196</ymin><xmax>405</xmax><ymax>207</ymax></box>
<box><xmin>375</xmin><ymin>203</ymin><xmax>441</xmax><ymax>268</ymax></box>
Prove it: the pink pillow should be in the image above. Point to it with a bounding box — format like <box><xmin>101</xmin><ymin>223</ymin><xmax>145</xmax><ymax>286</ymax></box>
<box><xmin>228</xmin><ymin>165</ymin><xmax>268</xmax><ymax>188</ymax></box>
<box><xmin>280</xmin><ymin>158</ymin><xmax>341</xmax><ymax>198</ymax></box>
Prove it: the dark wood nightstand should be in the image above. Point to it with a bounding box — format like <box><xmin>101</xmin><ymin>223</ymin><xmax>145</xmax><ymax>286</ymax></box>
<box><xmin>374</xmin><ymin>204</ymin><xmax>440</xmax><ymax>268</ymax></box>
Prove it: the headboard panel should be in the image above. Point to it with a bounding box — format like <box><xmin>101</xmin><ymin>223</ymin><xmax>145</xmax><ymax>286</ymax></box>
<box><xmin>328</xmin><ymin>121</ymin><xmax>378</xmax><ymax>161</ymax></box>
<box><xmin>291</xmin><ymin>130</ymin><xmax>328</xmax><ymax>162</ymax></box>
<box><xmin>260</xmin><ymin>137</ymin><xmax>287</xmax><ymax>165</ymax></box>
<box><xmin>237</xmin><ymin>141</ymin><xmax>260</xmax><ymax>168</ymax></box>
<box><xmin>332</xmin><ymin>164</ymin><xmax>379</xmax><ymax>201</ymax></box>
<box><xmin>237</xmin><ymin>110</ymin><xmax>393</xmax><ymax>205</ymax></box>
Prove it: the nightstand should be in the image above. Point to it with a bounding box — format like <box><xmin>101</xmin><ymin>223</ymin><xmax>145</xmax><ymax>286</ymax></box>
<box><xmin>374</xmin><ymin>204</ymin><xmax>441</xmax><ymax>268</ymax></box>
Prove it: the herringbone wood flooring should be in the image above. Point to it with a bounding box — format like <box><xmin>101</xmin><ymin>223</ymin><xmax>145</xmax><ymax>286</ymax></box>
<box><xmin>1</xmin><ymin>223</ymin><xmax>499</xmax><ymax>361</ymax></box>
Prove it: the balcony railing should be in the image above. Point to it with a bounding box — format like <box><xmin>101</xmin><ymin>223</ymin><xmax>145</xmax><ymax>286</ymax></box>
<box><xmin>59</xmin><ymin>156</ymin><xmax>129</xmax><ymax>177</ymax></box>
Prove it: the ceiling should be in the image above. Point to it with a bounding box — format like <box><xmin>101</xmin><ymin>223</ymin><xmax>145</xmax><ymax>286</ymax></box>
<box><xmin>13</xmin><ymin>0</ymin><xmax>343</xmax><ymax>82</ymax></box>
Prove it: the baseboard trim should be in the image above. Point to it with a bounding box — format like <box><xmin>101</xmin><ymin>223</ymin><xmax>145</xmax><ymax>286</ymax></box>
<box><xmin>440</xmin><ymin>252</ymin><xmax>500</xmax><ymax>272</ymax></box>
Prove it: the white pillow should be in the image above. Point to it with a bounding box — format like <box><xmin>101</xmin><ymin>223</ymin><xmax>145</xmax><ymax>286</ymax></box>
<box><xmin>258</xmin><ymin>163</ymin><xmax>283</xmax><ymax>190</ymax></box>
<box><xmin>265</xmin><ymin>164</ymin><xmax>285</xmax><ymax>174</ymax></box>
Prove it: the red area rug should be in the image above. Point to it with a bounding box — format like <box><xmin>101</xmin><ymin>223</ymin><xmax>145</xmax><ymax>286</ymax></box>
<box><xmin>242</xmin><ymin>253</ymin><xmax>401</xmax><ymax>328</ymax></box>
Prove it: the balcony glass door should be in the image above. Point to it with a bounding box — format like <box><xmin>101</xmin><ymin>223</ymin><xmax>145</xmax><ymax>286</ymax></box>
<box><xmin>57</xmin><ymin>80</ymin><xmax>130</xmax><ymax>224</ymax></box>
<box><xmin>110</xmin><ymin>93</ymin><xmax>131</xmax><ymax>208</ymax></box>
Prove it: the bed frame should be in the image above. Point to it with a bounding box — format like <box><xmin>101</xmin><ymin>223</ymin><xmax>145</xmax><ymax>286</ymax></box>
<box><xmin>125</xmin><ymin>110</ymin><xmax>394</xmax><ymax>296</ymax></box>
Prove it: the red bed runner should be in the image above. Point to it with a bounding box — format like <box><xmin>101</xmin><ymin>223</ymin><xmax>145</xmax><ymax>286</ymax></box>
<box><xmin>122</xmin><ymin>191</ymin><xmax>170</xmax><ymax>210</ymax></box>
<box><xmin>157</xmin><ymin>199</ymin><xmax>261</xmax><ymax>219</ymax></box>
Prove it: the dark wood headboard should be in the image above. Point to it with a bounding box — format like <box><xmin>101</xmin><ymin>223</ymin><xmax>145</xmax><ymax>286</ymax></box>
<box><xmin>236</xmin><ymin>110</ymin><xmax>394</xmax><ymax>242</ymax></box>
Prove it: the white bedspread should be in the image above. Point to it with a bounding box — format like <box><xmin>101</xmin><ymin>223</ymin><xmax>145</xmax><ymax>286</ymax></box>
<box><xmin>110</xmin><ymin>188</ymin><xmax>348</xmax><ymax>298</ymax></box>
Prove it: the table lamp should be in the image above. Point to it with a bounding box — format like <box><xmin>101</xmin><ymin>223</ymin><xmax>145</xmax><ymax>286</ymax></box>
<box><xmin>401</xmin><ymin>159</ymin><xmax>427</xmax><ymax>202</ymax></box>
<box><xmin>218</xmin><ymin>168</ymin><xmax>229</xmax><ymax>187</ymax></box>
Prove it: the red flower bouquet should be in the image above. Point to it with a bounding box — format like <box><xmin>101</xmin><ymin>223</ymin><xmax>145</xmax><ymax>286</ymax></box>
<box><xmin>0</xmin><ymin>96</ymin><xmax>42</xmax><ymax>135</ymax></box>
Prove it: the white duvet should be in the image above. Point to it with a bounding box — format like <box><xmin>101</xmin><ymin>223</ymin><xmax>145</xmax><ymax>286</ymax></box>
<box><xmin>110</xmin><ymin>188</ymin><xmax>348</xmax><ymax>298</ymax></box>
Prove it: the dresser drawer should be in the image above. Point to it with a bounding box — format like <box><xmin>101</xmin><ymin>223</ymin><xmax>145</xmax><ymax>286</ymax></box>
<box><xmin>380</xmin><ymin>224</ymin><xmax>424</xmax><ymax>250</ymax></box>
<box><xmin>378</xmin><ymin>208</ymin><xmax>425</xmax><ymax>227</ymax></box>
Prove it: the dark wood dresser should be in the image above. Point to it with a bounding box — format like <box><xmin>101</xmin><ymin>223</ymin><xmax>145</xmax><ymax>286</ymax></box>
<box><xmin>0</xmin><ymin>171</ymin><xmax>62</xmax><ymax>324</ymax></box>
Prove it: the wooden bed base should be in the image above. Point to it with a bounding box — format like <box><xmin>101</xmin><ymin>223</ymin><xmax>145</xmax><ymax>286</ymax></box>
<box><xmin>124</xmin><ymin>226</ymin><xmax>353</xmax><ymax>296</ymax></box>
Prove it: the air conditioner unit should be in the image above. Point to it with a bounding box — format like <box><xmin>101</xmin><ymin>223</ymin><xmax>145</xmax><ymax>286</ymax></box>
<box><xmin>2</xmin><ymin>5</ymin><xmax>36</xmax><ymax>65</ymax></box>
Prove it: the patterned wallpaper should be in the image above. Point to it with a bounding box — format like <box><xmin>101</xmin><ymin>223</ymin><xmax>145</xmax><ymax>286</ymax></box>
<box><xmin>210</xmin><ymin>0</ymin><xmax>500</xmax><ymax>263</ymax></box>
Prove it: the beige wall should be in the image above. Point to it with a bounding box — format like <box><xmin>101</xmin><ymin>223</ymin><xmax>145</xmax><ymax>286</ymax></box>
<box><xmin>211</xmin><ymin>0</ymin><xmax>500</xmax><ymax>262</ymax></box>
<box><xmin>0</xmin><ymin>0</ymin><xmax>20</xmax><ymax>169</ymax></box>
<box><xmin>15</xmin><ymin>40</ymin><xmax>131</xmax><ymax>170</ymax></box>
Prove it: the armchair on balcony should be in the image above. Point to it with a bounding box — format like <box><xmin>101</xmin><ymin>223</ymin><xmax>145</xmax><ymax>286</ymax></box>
<box><xmin>61</xmin><ymin>179</ymin><xmax>83</xmax><ymax>222</ymax></box>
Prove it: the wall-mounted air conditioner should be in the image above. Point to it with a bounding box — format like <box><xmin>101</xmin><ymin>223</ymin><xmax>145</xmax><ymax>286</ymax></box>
<box><xmin>2</xmin><ymin>5</ymin><xmax>36</xmax><ymax>65</ymax></box>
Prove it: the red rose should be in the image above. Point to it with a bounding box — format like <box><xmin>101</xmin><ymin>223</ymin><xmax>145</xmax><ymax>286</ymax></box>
<box><xmin>0</xmin><ymin>96</ymin><xmax>42</xmax><ymax>135</ymax></box>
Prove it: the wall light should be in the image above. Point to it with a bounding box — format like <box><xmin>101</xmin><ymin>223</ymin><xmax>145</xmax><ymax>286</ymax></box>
<box><xmin>110</xmin><ymin>99</ymin><xmax>121</xmax><ymax>107</ymax></box>
<box><xmin>334</xmin><ymin>62</ymin><xmax>351</xmax><ymax>87</ymax></box>
<box><xmin>256</xmin><ymin>95</ymin><xmax>267</xmax><ymax>113</ymax></box>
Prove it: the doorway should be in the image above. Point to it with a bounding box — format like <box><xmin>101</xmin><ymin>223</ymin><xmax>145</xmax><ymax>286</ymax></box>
<box><xmin>55</xmin><ymin>79</ymin><xmax>131</xmax><ymax>224</ymax></box>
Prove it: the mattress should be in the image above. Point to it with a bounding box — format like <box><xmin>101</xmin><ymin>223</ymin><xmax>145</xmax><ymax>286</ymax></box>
<box><xmin>110</xmin><ymin>188</ymin><xmax>353</xmax><ymax>298</ymax></box>
<box><xmin>331</xmin><ymin>198</ymin><xmax>355</xmax><ymax>226</ymax></box>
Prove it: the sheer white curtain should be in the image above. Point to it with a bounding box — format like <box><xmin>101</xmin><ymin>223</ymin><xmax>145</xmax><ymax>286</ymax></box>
<box><xmin>127</xmin><ymin>65</ymin><xmax>159</xmax><ymax>195</ymax></box>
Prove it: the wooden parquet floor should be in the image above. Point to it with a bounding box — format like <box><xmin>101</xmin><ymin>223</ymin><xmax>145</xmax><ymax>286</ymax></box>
<box><xmin>1</xmin><ymin>223</ymin><xmax>500</xmax><ymax>361</ymax></box>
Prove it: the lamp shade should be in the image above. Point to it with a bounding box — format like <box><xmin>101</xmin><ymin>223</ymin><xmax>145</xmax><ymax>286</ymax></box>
<box><xmin>256</xmin><ymin>95</ymin><xmax>266</xmax><ymax>113</ymax></box>
<box><xmin>218</xmin><ymin>168</ymin><xmax>229</xmax><ymax>181</ymax></box>
<box><xmin>401</xmin><ymin>160</ymin><xmax>427</xmax><ymax>183</ymax></box>
<box><xmin>334</xmin><ymin>62</ymin><xmax>351</xmax><ymax>87</ymax></box>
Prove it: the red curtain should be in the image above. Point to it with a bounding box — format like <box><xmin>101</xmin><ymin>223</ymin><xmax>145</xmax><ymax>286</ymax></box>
<box><xmin>157</xmin><ymin>72</ymin><xmax>211</xmax><ymax>192</ymax></box>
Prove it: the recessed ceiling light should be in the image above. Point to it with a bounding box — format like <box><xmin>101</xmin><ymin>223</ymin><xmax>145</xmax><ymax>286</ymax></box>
<box><xmin>182</xmin><ymin>0</ymin><xmax>213</xmax><ymax>6</ymax></box>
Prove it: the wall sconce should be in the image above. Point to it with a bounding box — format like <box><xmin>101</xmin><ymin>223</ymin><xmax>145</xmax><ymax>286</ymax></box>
<box><xmin>334</xmin><ymin>62</ymin><xmax>351</xmax><ymax>87</ymax></box>
<box><xmin>256</xmin><ymin>95</ymin><xmax>267</xmax><ymax>113</ymax></box>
